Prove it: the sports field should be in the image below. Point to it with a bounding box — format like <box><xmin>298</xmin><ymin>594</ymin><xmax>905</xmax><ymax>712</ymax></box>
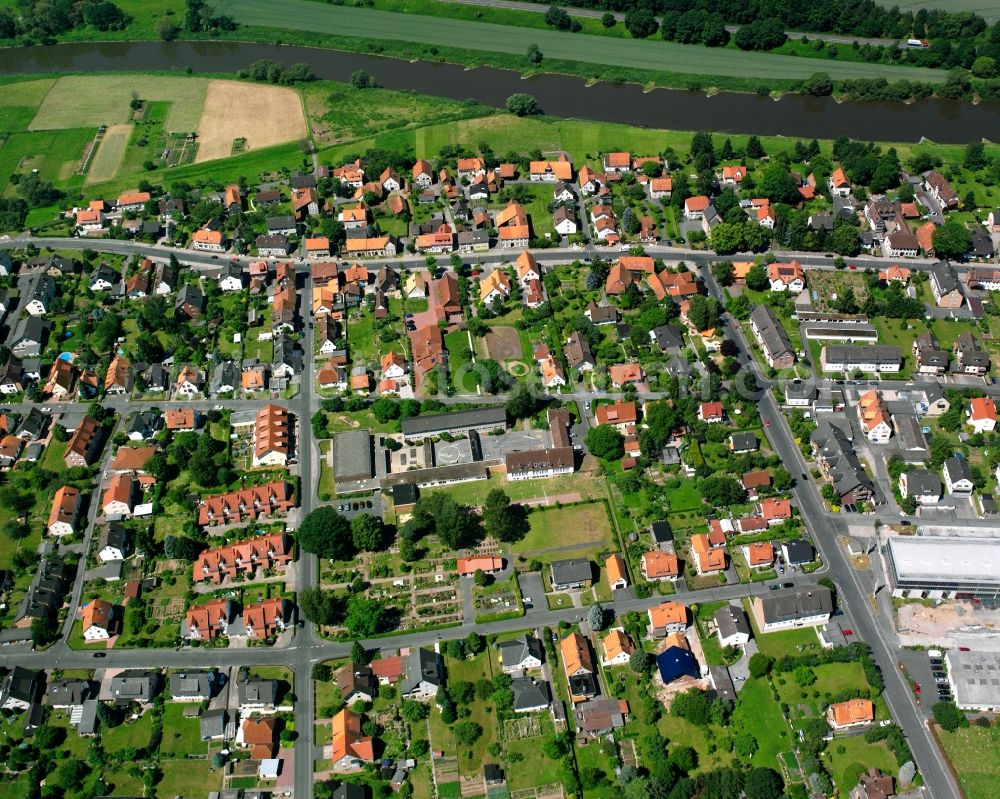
<box><xmin>220</xmin><ymin>0</ymin><xmax>946</xmax><ymax>82</ymax></box>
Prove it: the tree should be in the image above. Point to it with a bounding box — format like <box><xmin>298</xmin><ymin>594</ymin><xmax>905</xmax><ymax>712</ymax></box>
<box><xmin>526</xmin><ymin>44</ymin><xmax>543</xmax><ymax>65</ymax></box>
<box><xmin>506</xmin><ymin>92</ymin><xmax>539</xmax><ymax>116</ymax></box>
<box><xmin>700</xmin><ymin>475</ymin><xmax>744</xmax><ymax>506</ymax></box>
<box><xmin>804</xmin><ymin>72</ymin><xmax>834</xmax><ymax>96</ymax></box>
<box><xmin>747</xmin><ymin>652</ymin><xmax>773</xmax><ymax>678</ymax></box>
<box><xmin>932</xmin><ymin>701</ymin><xmax>968</xmax><ymax>731</ymax></box>
<box><xmin>932</xmin><ymin>218</ymin><xmax>972</xmax><ymax>259</ymax></box>
<box><xmin>544</xmin><ymin>6</ymin><xmax>572</xmax><ymax>30</ymax></box>
<box><xmin>685</xmin><ymin>294</ymin><xmax>719</xmax><ymax>332</ymax></box>
<box><xmin>465</xmin><ymin>631</ymin><xmax>485</xmax><ymax>654</ymax></box>
<box><xmin>601</xmin><ymin>11</ymin><xmax>615</xmax><ymax>28</ymax></box>
<box><xmin>711</xmin><ymin>261</ymin><xmax>734</xmax><ymax>286</ymax></box>
<box><xmin>31</xmin><ymin>613</ymin><xmax>59</xmax><ymax>647</ymax></box>
<box><xmin>371</xmin><ymin>397</ymin><xmax>400</xmax><ymax>424</ymax></box>
<box><xmin>793</xmin><ymin>665</ymin><xmax>817</xmax><ymax>686</ymax></box>
<box><xmin>744</xmin><ymin>767</ymin><xmax>784</xmax><ymax>799</ymax></box>
<box><xmin>482</xmin><ymin>489</ymin><xmax>529</xmax><ymax>543</ymax></box>
<box><xmin>624</xmin><ymin>9</ymin><xmax>658</xmax><ymax>39</ymax></box>
<box><xmin>344</xmin><ymin>595</ymin><xmax>385</xmax><ymax>636</ymax></box>
<box><xmin>629</xmin><ymin>649</ymin><xmax>652</xmax><ymax>673</ymax></box>
<box><xmin>299</xmin><ymin>587</ymin><xmax>341</xmax><ymax>626</ymax></box>
<box><xmin>671</xmin><ymin>689</ymin><xmax>711</xmax><ymax>726</ymax></box>
<box><xmin>156</xmin><ymin>18</ymin><xmax>179</xmax><ymax>40</ymax></box>
<box><xmin>454</xmin><ymin>720</ymin><xmax>483</xmax><ymax>745</ymax></box>
<box><xmin>83</xmin><ymin>1</ymin><xmax>130</xmax><ymax>31</ymax></box>
<box><xmin>351</xmin><ymin>514</ymin><xmax>384</xmax><ymax>552</ymax></box>
<box><xmin>401</xmin><ymin>700</ymin><xmax>430</xmax><ymax>723</ymax></box>
<box><xmin>734</xmin><ymin>19</ymin><xmax>787</xmax><ymax>51</ymax></box>
<box><xmin>298</xmin><ymin>506</ymin><xmax>354</xmax><ymax>560</ymax></box>
<box><xmin>588</xmin><ymin>603</ymin><xmax>608</xmax><ymax>631</ymax></box>
<box><xmin>669</xmin><ymin>745</ymin><xmax>697</xmax><ymax>772</ymax></box>
<box><xmin>350</xmin><ymin>69</ymin><xmax>375</xmax><ymax>89</ymax></box>
<box><xmin>586</xmin><ymin>425</ymin><xmax>624</xmax><ymax>460</ymax></box>
<box><xmin>759</xmin><ymin>164</ymin><xmax>801</xmax><ymax>205</ymax></box>
<box><xmin>351</xmin><ymin>641</ymin><xmax>370</xmax><ymax>665</ymax></box>
<box><xmin>162</xmin><ymin>535</ymin><xmax>203</xmax><ymax>561</ymax></box>
<box><xmin>745</xmin><ymin>263</ymin><xmax>769</xmax><ymax>291</ymax></box>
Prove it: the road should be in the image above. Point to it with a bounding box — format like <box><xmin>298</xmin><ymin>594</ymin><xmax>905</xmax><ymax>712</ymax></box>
<box><xmin>0</xmin><ymin>235</ymin><xmax>952</xmax><ymax>277</ymax></box>
<box><xmin>700</xmin><ymin>261</ymin><xmax>960</xmax><ymax>799</ymax></box>
<box><xmin>0</xmin><ymin>236</ymin><xmax>968</xmax><ymax>797</ymax></box>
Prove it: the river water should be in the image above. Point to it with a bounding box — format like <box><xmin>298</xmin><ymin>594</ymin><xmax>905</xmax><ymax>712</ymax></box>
<box><xmin>0</xmin><ymin>40</ymin><xmax>997</xmax><ymax>143</ymax></box>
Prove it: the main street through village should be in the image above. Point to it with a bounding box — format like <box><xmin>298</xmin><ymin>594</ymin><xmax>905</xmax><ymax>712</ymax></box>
<box><xmin>0</xmin><ymin>236</ymin><xmax>966</xmax><ymax>799</ymax></box>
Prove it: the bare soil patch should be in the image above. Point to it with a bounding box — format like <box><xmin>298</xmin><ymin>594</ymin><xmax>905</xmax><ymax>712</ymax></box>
<box><xmin>485</xmin><ymin>326</ymin><xmax>522</xmax><ymax>361</ymax></box>
<box><xmin>195</xmin><ymin>80</ymin><xmax>308</xmax><ymax>163</ymax></box>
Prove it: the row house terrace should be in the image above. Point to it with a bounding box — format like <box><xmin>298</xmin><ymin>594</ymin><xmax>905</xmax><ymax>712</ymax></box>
<box><xmin>196</xmin><ymin>480</ymin><xmax>294</xmax><ymax>528</ymax></box>
<box><xmin>193</xmin><ymin>532</ymin><xmax>293</xmax><ymax>584</ymax></box>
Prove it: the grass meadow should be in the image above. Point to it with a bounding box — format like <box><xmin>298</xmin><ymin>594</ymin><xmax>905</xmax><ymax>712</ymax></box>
<box><xmin>218</xmin><ymin>0</ymin><xmax>947</xmax><ymax>82</ymax></box>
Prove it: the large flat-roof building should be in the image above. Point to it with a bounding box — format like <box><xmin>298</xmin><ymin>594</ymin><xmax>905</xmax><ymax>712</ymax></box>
<box><xmin>401</xmin><ymin>407</ymin><xmax>507</xmax><ymax>440</ymax></box>
<box><xmin>884</xmin><ymin>535</ymin><xmax>1000</xmax><ymax>600</ymax></box>
<box><xmin>332</xmin><ymin>430</ymin><xmax>375</xmax><ymax>483</ymax></box>
<box><xmin>946</xmin><ymin>650</ymin><xmax>1000</xmax><ymax>710</ymax></box>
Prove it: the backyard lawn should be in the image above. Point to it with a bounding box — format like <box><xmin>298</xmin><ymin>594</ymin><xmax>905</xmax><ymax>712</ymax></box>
<box><xmin>160</xmin><ymin>703</ymin><xmax>208</xmax><ymax>757</ymax></box>
<box><xmin>824</xmin><ymin>736</ymin><xmax>898</xmax><ymax>793</ymax></box>
<box><xmin>424</xmin><ymin>471</ymin><xmax>605</xmax><ymax>506</ymax></box>
<box><xmin>657</xmin><ymin>714</ymin><xmax>736</xmax><ymax>773</ymax></box>
<box><xmin>730</xmin><ymin>676</ymin><xmax>794</xmax><ymax>769</ymax></box>
<box><xmin>774</xmin><ymin>661</ymin><xmax>871</xmax><ymax>720</ymax></box>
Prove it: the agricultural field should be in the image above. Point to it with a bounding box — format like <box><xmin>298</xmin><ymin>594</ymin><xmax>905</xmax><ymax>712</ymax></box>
<box><xmin>195</xmin><ymin>80</ymin><xmax>307</xmax><ymax>162</ymax></box>
<box><xmin>219</xmin><ymin>0</ymin><xmax>947</xmax><ymax>82</ymax></box>
<box><xmin>1</xmin><ymin>74</ymin><xmax>309</xmax><ymax>190</ymax></box>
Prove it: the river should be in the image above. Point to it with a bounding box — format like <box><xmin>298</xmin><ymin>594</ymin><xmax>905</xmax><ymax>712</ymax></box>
<box><xmin>0</xmin><ymin>40</ymin><xmax>997</xmax><ymax>143</ymax></box>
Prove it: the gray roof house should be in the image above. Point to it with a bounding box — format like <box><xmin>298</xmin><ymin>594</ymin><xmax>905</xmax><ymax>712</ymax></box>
<box><xmin>714</xmin><ymin>604</ymin><xmax>752</xmax><ymax>648</ymax></box>
<box><xmin>550</xmin><ymin>558</ymin><xmax>593</xmax><ymax>590</ymax></box>
<box><xmin>0</xmin><ymin>667</ymin><xmax>39</xmax><ymax>711</ymax></box>
<box><xmin>782</xmin><ymin>540</ymin><xmax>815</xmax><ymax>565</ymax></box>
<box><xmin>9</xmin><ymin>316</ymin><xmax>50</xmax><ymax>358</ymax></box>
<box><xmin>498</xmin><ymin>634</ymin><xmax>545</xmax><ymax>673</ymax></box>
<box><xmin>47</xmin><ymin>679</ymin><xmax>93</xmax><ymax>708</ymax></box>
<box><xmin>401</xmin><ymin>648</ymin><xmax>445</xmax><ymax>699</ymax></box>
<box><xmin>200</xmin><ymin>708</ymin><xmax>228</xmax><ymax>740</ymax></box>
<box><xmin>238</xmin><ymin>677</ymin><xmax>279</xmax><ymax>710</ymax></box>
<box><xmin>170</xmin><ymin>671</ymin><xmax>214</xmax><ymax>702</ymax></box>
<box><xmin>900</xmin><ymin>469</ymin><xmax>942</xmax><ymax>504</ymax></box>
<box><xmin>210</xmin><ymin>361</ymin><xmax>239</xmax><ymax>396</ymax></box>
<box><xmin>110</xmin><ymin>670</ymin><xmax>161</xmax><ymax>704</ymax></box>
<box><xmin>511</xmin><ymin>676</ymin><xmax>551</xmax><ymax>713</ymax></box>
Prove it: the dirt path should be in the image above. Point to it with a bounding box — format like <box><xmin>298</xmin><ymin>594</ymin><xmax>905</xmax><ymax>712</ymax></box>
<box><xmin>513</xmin><ymin>492</ymin><xmax>582</xmax><ymax>508</ymax></box>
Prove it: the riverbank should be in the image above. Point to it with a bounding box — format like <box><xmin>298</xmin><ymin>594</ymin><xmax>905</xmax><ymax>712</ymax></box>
<box><xmin>3</xmin><ymin>65</ymin><xmax>1000</xmax><ymax>233</ymax></box>
<box><xmin>2</xmin><ymin>42</ymin><xmax>999</xmax><ymax>146</ymax></box>
<box><xmin>0</xmin><ymin>0</ymin><xmax>956</xmax><ymax>101</ymax></box>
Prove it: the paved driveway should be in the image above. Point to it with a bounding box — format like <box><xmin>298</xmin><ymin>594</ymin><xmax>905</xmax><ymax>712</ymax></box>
<box><xmin>517</xmin><ymin>572</ymin><xmax>546</xmax><ymax>613</ymax></box>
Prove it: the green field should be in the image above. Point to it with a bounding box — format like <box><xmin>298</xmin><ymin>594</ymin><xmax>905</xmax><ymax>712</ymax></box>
<box><xmin>218</xmin><ymin>0</ymin><xmax>946</xmax><ymax>82</ymax></box>
<box><xmin>775</xmin><ymin>661</ymin><xmax>870</xmax><ymax>719</ymax></box>
<box><xmin>515</xmin><ymin>501</ymin><xmax>614</xmax><ymax>555</ymax></box>
<box><xmin>731</xmin><ymin>676</ymin><xmax>794</xmax><ymax>768</ymax></box>
<box><xmin>29</xmin><ymin>75</ymin><xmax>208</xmax><ymax>132</ymax></box>
<box><xmin>937</xmin><ymin>725</ymin><xmax>1000</xmax><ymax>799</ymax></box>
<box><xmin>877</xmin><ymin>0</ymin><xmax>1000</xmax><ymax>20</ymax></box>
<box><xmin>0</xmin><ymin>127</ymin><xmax>95</xmax><ymax>187</ymax></box>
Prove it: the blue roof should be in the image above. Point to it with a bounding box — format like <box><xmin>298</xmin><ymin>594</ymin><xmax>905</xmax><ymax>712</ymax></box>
<box><xmin>656</xmin><ymin>647</ymin><xmax>699</xmax><ymax>683</ymax></box>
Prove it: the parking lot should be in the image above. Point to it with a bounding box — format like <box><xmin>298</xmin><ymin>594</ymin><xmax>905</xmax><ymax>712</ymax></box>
<box><xmin>334</xmin><ymin>491</ymin><xmax>383</xmax><ymax>520</ymax></box>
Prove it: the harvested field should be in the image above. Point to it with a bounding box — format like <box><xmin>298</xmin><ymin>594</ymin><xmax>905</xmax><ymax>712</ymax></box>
<box><xmin>29</xmin><ymin>75</ymin><xmax>208</xmax><ymax>132</ymax></box>
<box><xmin>194</xmin><ymin>80</ymin><xmax>308</xmax><ymax>163</ymax></box>
<box><xmin>86</xmin><ymin>125</ymin><xmax>131</xmax><ymax>184</ymax></box>
<box><xmin>485</xmin><ymin>326</ymin><xmax>523</xmax><ymax>361</ymax></box>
